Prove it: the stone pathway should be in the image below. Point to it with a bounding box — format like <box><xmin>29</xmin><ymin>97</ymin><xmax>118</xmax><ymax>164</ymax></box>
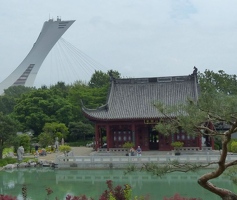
<box><xmin>40</xmin><ymin>147</ymin><xmax>94</xmax><ymax>162</ymax></box>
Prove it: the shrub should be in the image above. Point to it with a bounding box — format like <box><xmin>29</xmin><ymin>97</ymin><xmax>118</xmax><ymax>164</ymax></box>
<box><xmin>227</xmin><ymin>139</ymin><xmax>237</xmax><ymax>152</ymax></box>
<box><xmin>0</xmin><ymin>157</ymin><xmax>18</xmax><ymax>167</ymax></box>
<box><xmin>0</xmin><ymin>181</ymin><xmax>149</xmax><ymax>200</ymax></box>
<box><xmin>231</xmin><ymin>141</ymin><xmax>237</xmax><ymax>153</ymax></box>
<box><xmin>38</xmin><ymin>132</ymin><xmax>53</xmax><ymax>148</ymax></box>
<box><xmin>163</xmin><ymin>193</ymin><xmax>202</xmax><ymax>200</ymax></box>
<box><xmin>0</xmin><ymin>194</ymin><xmax>17</xmax><ymax>200</ymax></box>
<box><xmin>171</xmin><ymin>141</ymin><xmax>184</xmax><ymax>148</ymax></box>
<box><xmin>19</xmin><ymin>134</ymin><xmax>31</xmax><ymax>153</ymax></box>
<box><xmin>22</xmin><ymin>157</ymin><xmax>38</xmax><ymax>163</ymax></box>
<box><xmin>214</xmin><ymin>143</ymin><xmax>220</xmax><ymax>150</ymax></box>
<box><xmin>214</xmin><ymin>136</ymin><xmax>222</xmax><ymax>150</ymax></box>
<box><xmin>67</xmin><ymin>141</ymin><xmax>87</xmax><ymax>147</ymax></box>
<box><xmin>3</xmin><ymin>147</ymin><xmax>14</xmax><ymax>157</ymax></box>
<box><xmin>45</xmin><ymin>146</ymin><xmax>53</xmax><ymax>152</ymax></box>
<box><xmin>59</xmin><ymin>145</ymin><xmax>71</xmax><ymax>153</ymax></box>
<box><xmin>99</xmin><ymin>180</ymin><xmax>132</xmax><ymax>200</ymax></box>
<box><xmin>3</xmin><ymin>157</ymin><xmax>17</xmax><ymax>164</ymax></box>
<box><xmin>122</xmin><ymin>142</ymin><xmax>135</xmax><ymax>148</ymax></box>
<box><xmin>0</xmin><ymin>160</ymin><xmax>8</xmax><ymax>167</ymax></box>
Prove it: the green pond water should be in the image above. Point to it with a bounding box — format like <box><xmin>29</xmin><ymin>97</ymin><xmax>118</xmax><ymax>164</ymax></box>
<box><xmin>0</xmin><ymin>167</ymin><xmax>235</xmax><ymax>200</ymax></box>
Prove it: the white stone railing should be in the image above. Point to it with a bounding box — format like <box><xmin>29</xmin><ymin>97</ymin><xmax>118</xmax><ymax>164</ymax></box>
<box><xmin>201</xmin><ymin>147</ymin><xmax>212</xmax><ymax>151</ymax></box>
<box><xmin>174</xmin><ymin>147</ymin><xmax>199</xmax><ymax>152</ymax></box>
<box><xmin>174</xmin><ymin>147</ymin><xmax>213</xmax><ymax>153</ymax></box>
<box><xmin>97</xmin><ymin>148</ymin><xmax>128</xmax><ymax>153</ymax></box>
<box><xmin>109</xmin><ymin>148</ymin><xmax>128</xmax><ymax>152</ymax></box>
<box><xmin>98</xmin><ymin>147</ymin><xmax>212</xmax><ymax>154</ymax></box>
<box><xmin>97</xmin><ymin>148</ymin><xmax>108</xmax><ymax>153</ymax></box>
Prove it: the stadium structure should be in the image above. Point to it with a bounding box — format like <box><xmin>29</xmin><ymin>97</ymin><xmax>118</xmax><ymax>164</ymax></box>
<box><xmin>0</xmin><ymin>17</ymin><xmax>75</xmax><ymax>95</ymax></box>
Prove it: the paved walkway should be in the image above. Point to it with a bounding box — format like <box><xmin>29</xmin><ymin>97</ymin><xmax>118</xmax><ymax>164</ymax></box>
<box><xmin>39</xmin><ymin>147</ymin><xmax>94</xmax><ymax>162</ymax></box>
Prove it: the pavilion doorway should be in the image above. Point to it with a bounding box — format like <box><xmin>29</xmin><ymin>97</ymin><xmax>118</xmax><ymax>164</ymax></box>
<box><xmin>148</xmin><ymin>126</ymin><xmax>159</xmax><ymax>150</ymax></box>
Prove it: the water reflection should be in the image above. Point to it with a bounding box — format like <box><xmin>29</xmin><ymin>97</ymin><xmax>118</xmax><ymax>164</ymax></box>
<box><xmin>0</xmin><ymin>168</ymin><xmax>235</xmax><ymax>200</ymax></box>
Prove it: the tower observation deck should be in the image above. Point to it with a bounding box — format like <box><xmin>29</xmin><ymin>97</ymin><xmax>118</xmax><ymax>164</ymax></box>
<box><xmin>0</xmin><ymin>17</ymin><xmax>75</xmax><ymax>95</ymax></box>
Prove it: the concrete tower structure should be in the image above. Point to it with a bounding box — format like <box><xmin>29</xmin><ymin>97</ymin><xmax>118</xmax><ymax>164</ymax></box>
<box><xmin>0</xmin><ymin>17</ymin><xmax>75</xmax><ymax>95</ymax></box>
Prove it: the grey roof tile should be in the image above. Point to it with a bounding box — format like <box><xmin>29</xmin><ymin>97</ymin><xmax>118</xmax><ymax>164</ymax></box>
<box><xmin>83</xmin><ymin>74</ymin><xmax>198</xmax><ymax>120</ymax></box>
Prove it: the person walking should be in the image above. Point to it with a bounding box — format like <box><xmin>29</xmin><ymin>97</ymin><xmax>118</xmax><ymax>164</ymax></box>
<box><xmin>136</xmin><ymin>146</ymin><xmax>142</xmax><ymax>156</ymax></box>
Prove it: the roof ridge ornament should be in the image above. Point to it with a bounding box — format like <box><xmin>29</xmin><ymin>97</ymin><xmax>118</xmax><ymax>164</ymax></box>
<box><xmin>193</xmin><ymin>66</ymin><xmax>198</xmax><ymax>75</ymax></box>
<box><xmin>108</xmin><ymin>71</ymin><xmax>115</xmax><ymax>82</ymax></box>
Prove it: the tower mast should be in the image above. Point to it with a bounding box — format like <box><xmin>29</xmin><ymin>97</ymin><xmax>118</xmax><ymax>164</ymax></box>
<box><xmin>0</xmin><ymin>18</ymin><xmax>75</xmax><ymax>95</ymax></box>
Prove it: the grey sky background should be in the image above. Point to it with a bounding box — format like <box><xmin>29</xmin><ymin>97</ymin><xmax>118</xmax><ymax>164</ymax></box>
<box><xmin>1</xmin><ymin>0</ymin><xmax>237</xmax><ymax>87</ymax></box>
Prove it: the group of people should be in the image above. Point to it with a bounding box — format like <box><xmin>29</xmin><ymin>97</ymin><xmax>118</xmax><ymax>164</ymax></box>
<box><xmin>129</xmin><ymin>146</ymin><xmax>142</xmax><ymax>156</ymax></box>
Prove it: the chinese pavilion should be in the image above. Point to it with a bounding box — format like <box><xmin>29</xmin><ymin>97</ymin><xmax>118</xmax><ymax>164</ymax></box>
<box><xmin>83</xmin><ymin>69</ymin><xmax>208</xmax><ymax>151</ymax></box>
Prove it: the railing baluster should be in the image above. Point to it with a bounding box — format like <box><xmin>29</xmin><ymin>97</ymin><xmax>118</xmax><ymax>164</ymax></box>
<box><xmin>55</xmin><ymin>153</ymin><xmax>229</xmax><ymax>169</ymax></box>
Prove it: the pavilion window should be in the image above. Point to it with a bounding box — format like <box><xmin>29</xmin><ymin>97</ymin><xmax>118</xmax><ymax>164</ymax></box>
<box><xmin>181</xmin><ymin>134</ymin><xmax>185</xmax><ymax>140</ymax></box>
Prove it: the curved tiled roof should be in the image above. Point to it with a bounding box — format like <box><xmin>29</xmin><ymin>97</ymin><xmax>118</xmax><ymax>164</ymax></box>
<box><xmin>82</xmin><ymin>73</ymin><xmax>199</xmax><ymax>121</ymax></box>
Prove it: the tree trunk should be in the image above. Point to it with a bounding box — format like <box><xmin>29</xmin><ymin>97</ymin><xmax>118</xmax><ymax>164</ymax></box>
<box><xmin>197</xmin><ymin>129</ymin><xmax>237</xmax><ymax>200</ymax></box>
<box><xmin>222</xmin><ymin>194</ymin><xmax>237</xmax><ymax>200</ymax></box>
<box><xmin>0</xmin><ymin>147</ymin><xmax>2</xmax><ymax>159</ymax></box>
<box><xmin>198</xmin><ymin>179</ymin><xmax>237</xmax><ymax>200</ymax></box>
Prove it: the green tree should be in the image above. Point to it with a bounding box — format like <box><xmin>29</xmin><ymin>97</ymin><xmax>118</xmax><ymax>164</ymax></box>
<box><xmin>89</xmin><ymin>70</ymin><xmax>110</xmax><ymax>88</ymax></box>
<box><xmin>68</xmin><ymin>121</ymin><xmax>94</xmax><ymax>141</ymax></box>
<box><xmin>50</xmin><ymin>81</ymin><xmax>70</xmax><ymax>98</ymax></box>
<box><xmin>199</xmin><ymin>69</ymin><xmax>237</xmax><ymax>95</ymax></box>
<box><xmin>13</xmin><ymin>88</ymin><xmax>74</xmax><ymax>135</ymax></box>
<box><xmin>88</xmin><ymin>70</ymin><xmax>120</xmax><ymax>88</ymax></box>
<box><xmin>125</xmin><ymin>70</ymin><xmax>237</xmax><ymax>199</ymax></box>
<box><xmin>149</xmin><ymin>70</ymin><xmax>237</xmax><ymax>199</ymax></box>
<box><xmin>38</xmin><ymin>132</ymin><xmax>53</xmax><ymax>148</ymax></box>
<box><xmin>0</xmin><ymin>86</ymin><xmax>34</xmax><ymax>115</ymax></box>
<box><xmin>0</xmin><ymin>112</ymin><xmax>19</xmax><ymax>159</ymax></box>
<box><xmin>107</xmin><ymin>69</ymin><xmax>121</xmax><ymax>79</ymax></box>
<box><xmin>42</xmin><ymin>122</ymin><xmax>69</xmax><ymax>141</ymax></box>
<box><xmin>0</xmin><ymin>95</ymin><xmax>16</xmax><ymax>115</ymax></box>
<box><xmin>14</xmin><ymin>133</ymin><xmax>31</xmax><ymax>153</ymax></box>
<box><xmin>4</xmin><ymin>85</ymin><xmax>34</xmax><ymax>97</ymax></box>
<box><xmin>69</xmin><ymin>81</ymin><xmax>107</xmax><ymax>109</ymax></box>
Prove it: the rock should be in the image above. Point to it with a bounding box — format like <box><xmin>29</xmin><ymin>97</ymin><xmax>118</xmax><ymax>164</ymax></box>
<box><xmin>4</xmin><ymin>164</ymin><xmax>17</xmax><ymax>169</ymax></box>
<box><xmin>17</xmin><ymin>162</ymin><xmax>28</xmax><ymax>168</ymax></box>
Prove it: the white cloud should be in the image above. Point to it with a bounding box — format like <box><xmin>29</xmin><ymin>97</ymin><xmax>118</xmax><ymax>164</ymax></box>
<box><xmin>0</xmin><ymin>0</ymin><xmax>237</xmax><ymax>87</ymax></box>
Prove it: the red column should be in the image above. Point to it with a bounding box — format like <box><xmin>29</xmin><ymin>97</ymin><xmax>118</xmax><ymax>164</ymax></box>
<box><xmin>132</xmin><ymin>123</ymin><xmax>135</xmax><ymax>146</ymax></box>
<box><xmin>197</xmin><ymin>134</ymin><xmax>201</xmax><ymax>150</ymax></box>
<box><xmin>95</xmin><ymin>124</ymin><xmax>99</xmax><ymax>151</ymax></box>
<box><xmin>106</xmin><ymin>124</ymin><xmax>110</xmax><ymax>150</ymax></box>
<box><xmin>211</xmin><ymin>137</ymin><xmax>214</xmax><ymax>150</ymax></box>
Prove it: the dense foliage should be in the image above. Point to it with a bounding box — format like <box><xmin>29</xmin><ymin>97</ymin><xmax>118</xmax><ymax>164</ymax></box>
<box><xmin>2</xmin><ymin>69</ymin><xmax>236</xmax><ymax>199</ymax></box>
<box><xmin>153</xmin><ymin>69</ymin><xmax>237</xmax><ymax>199</ymax></box>
<box><xmin>0</xmin><ymin>70</ymin><xmax>120</xmax><ymax>157</ymax></box>
<box><xmin>0</xmin><ymin>112</ymin><xmax>19</xmax><ymax>159</ymax></box>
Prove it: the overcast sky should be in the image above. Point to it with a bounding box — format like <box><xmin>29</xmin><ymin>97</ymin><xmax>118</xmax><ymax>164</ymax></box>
<box><xmin>1</xmin><ymin>0</ymin><xmax>237</xmax><ymax>87</ymax></box>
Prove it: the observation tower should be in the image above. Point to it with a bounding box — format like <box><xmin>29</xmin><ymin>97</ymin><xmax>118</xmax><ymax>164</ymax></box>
<box><xmin>0</xmin><ymin>17</ymin><xmax>75</xmax><ymax>95</ymax></box>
